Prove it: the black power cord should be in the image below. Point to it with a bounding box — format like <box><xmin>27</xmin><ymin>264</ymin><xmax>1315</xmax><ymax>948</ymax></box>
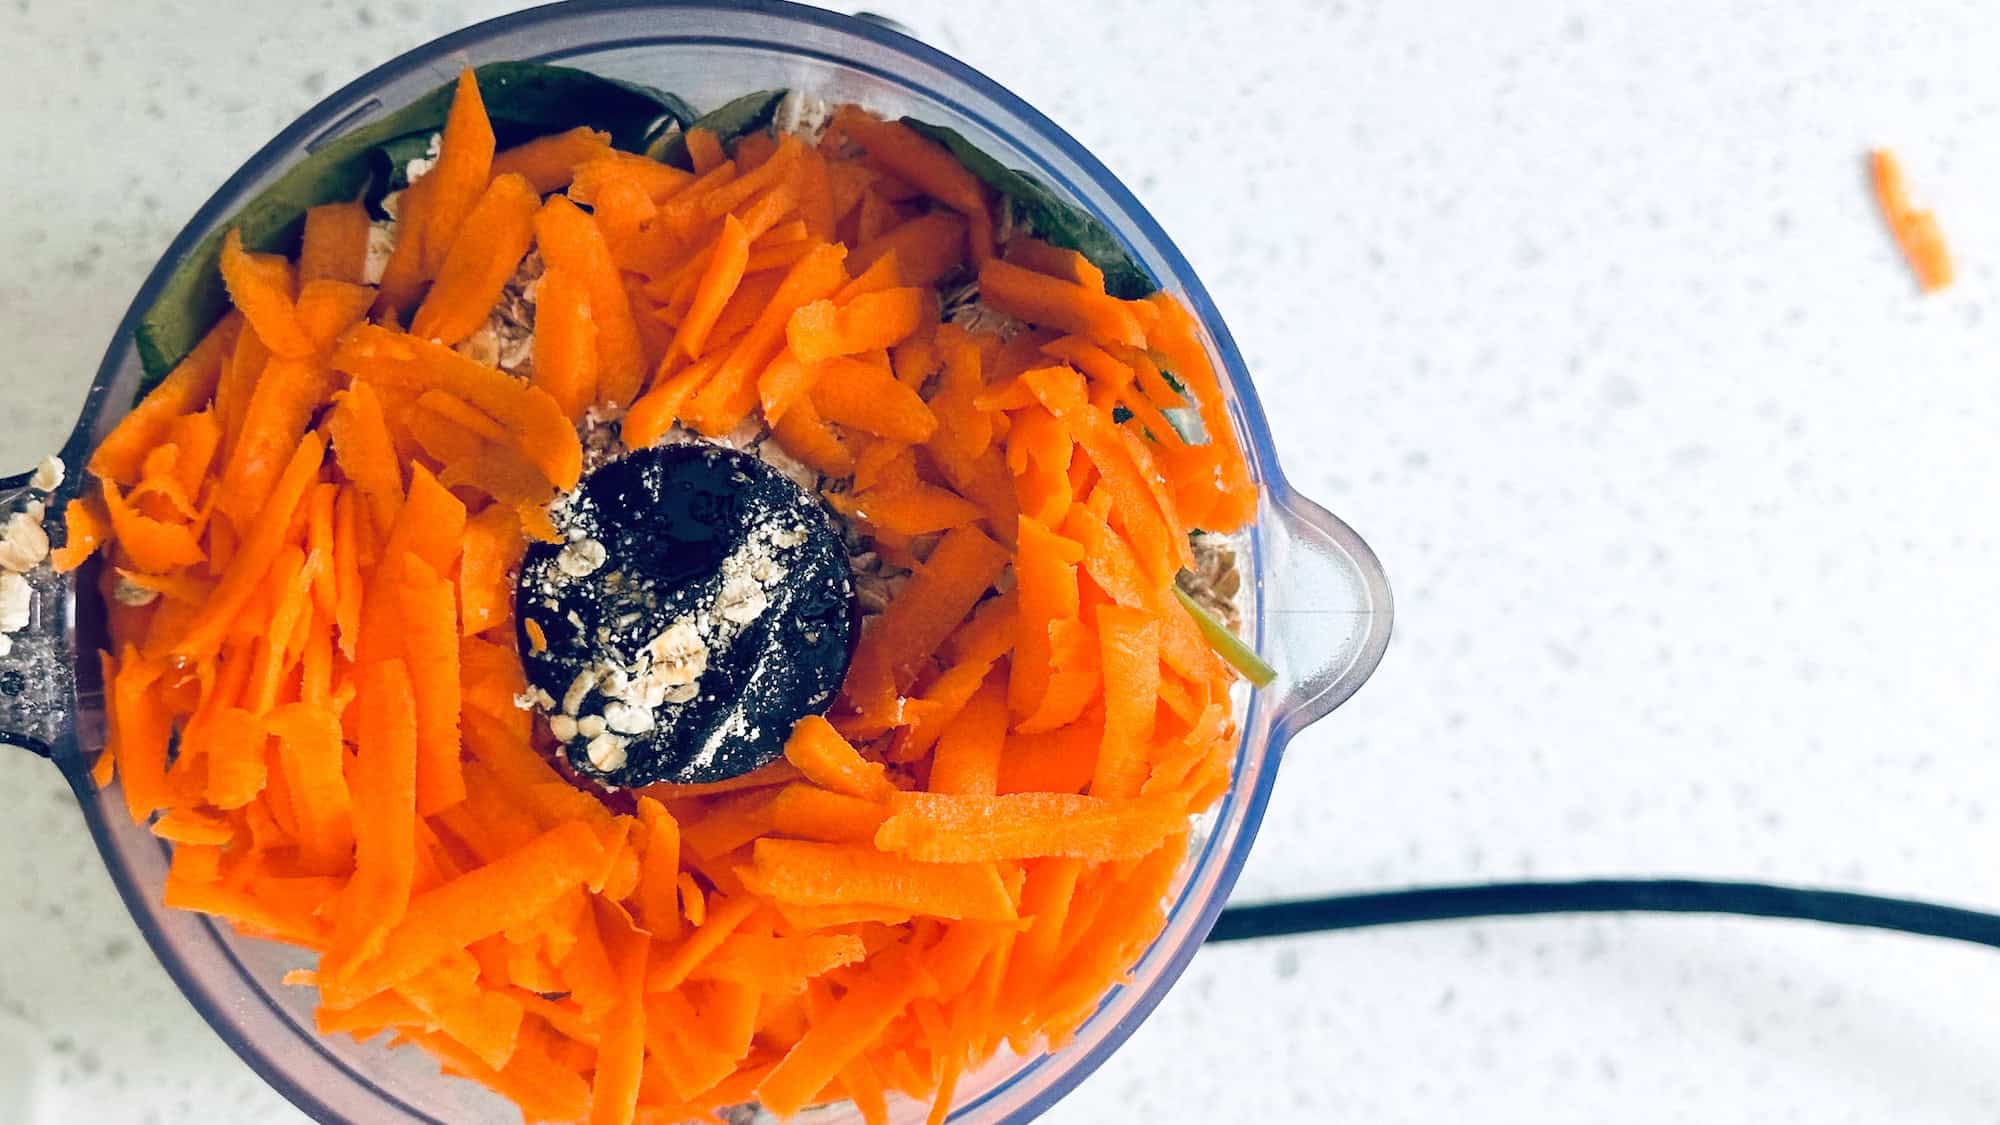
<box><xmin>1206</xmin><ymin>879</ymin><xmax>2000</xmax><ymax>949</ymax></box>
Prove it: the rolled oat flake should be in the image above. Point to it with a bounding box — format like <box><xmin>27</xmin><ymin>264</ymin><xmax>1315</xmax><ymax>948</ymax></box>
<box><xmin>516</xmin><ymin>444</ymin><xmax>856</xmax><ymax>787</ymax></box>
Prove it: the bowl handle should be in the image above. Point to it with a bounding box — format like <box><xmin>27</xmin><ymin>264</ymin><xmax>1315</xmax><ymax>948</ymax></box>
<box><xmin>0</xmin><ymin>468</ymin><xmax>78</xmax><ymax>761</ymax></box>
<box><xmin>1261</xmin><ymin>488</ymin><xmax>1394</xmax><ymax>740</ymax></box>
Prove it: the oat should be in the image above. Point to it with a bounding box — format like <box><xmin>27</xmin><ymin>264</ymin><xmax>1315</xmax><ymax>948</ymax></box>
<box><xmin>0</xmin><ymin>511</ymin><xmax>50</xmax><ymax>572</ymax></box>
<box><xmin>717</xmin><ymin>574</ymin><xmax>770</xmax><ymax>625</ymax></box>
<box><xmin>603</xmin><ymin>701</ymin><xmax>655</xmax><ymax>735</ymax></box>
<box><xmin>455</xmin><ymin>324</ymin><xmax>501</xmax><ymax>367</ymax></box>
<box><xmin>995</xmin><ymin>197</ymin><xmax>1020</xmax><ymax>245</ymax></box>
<box><xmin>363</xmin><ymin>221</ymin><xmax>395</xmax><ymax>285</ymax></box>
<box><xmin>0</xmin><ymin>573</ymin><xmax>30</xmax><ymax>634</ymax></box>
<box><xmin>28</xmin><ymin>455</ymin><xmax>62</xmax><ymax>494</ymax></box>
<box><xmin>455</xmin><ymin>249</ymin><xmax>542</xmax><ymax>375</ymax></box>
<box><xmin>556</xmin><ymin>538</ymin><xmax>607</xmax><ymax>578</ymax></box>
<box><xmin>513</xmin><ymin>686</ymin><xmax>557</xmax><ymax>712</ymax></box>
<box><xmin>854</xmin><ymin>575</ymin><xmax>892</xmax><ymax>614</ymax></box>
<box><xmin>404</xmin><ymin>133</ymin><xmax>442</xmax><ymax>182</ymax></box>
<box><xmin>1182</xmin><ymin>532</ymin><xmax>1247</xmax><ymax>633</ymax></box>
<box><xmin>580</xmin><ymin>408</ymin><xmax>627</xmax><ymax>473</ymax></box>
<box><xmin>585</xmin><ymin>732</ymin><xmax>629</xmax><ymax>772</ymax></box>
<box><xmin>948</xmin><ymin>299</ymin><xmax>1027</xmax><ymax>339</ymax></box>
<box><xmin>112</xmin><ymin>575</ymin><xmax>160</xmax><ymax>607</ymax></box>
<box><xmin>774</xmin><ymin>90</ymin><xmax>833</xmax><ymax>142</ymax></box>
<box><xmin>562</xmin><ymin>668</ymin><xmax>600</xmax><ymax>716</ymax></box>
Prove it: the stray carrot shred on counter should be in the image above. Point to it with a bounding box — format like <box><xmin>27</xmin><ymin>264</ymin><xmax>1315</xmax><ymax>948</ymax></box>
<box><xmin>1870</xmin><ymin>148</ymin><xmax>1955</xmax><ymax>293</ymax></box>
<box><xmin>72</xmin><ymin>68</ymin><xmax>1262</xmax><ymax>1125</ymax></box>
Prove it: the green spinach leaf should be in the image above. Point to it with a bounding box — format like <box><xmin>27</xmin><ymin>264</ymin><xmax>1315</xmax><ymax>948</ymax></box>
<box><xmin>901</xmin><ymin>118</ymin><xmax>1157</xmax><ymax>300</ymax></box>
<box><xmin>135</xmin><ymin>62</ymin><xmax>696</xmax><ymax>387</ymax></box>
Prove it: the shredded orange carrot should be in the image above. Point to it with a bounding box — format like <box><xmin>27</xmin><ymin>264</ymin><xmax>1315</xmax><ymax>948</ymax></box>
<box><xmin>492</xmin><ymin>125</ymin><xmax>614</xmax><ymax>194</ymax></box>
<box><xmin>782</xmin><ymin>716</ymin><xmax>896</xmax><ymax>800</ymax></box>
<box><xmin>1870</xmin><ymin>148</ymin><xmax>1955</xmax><ymax>293</ymax></box>
<box><xmin>411</xmin><ymin>172</ymin><xmax>540</xmax><ymax>345</ymax></box>
<box><xmin>328</xmin><ymin>657</ymin><xmax>419</xmax><ymax>975</ymax></box>
<box><xmin>672</xmin><ymin>213</ymin><xmax>752</xmax><ymax>362</ymax></box>
<box><xmin>82</xmin><ymin>86</ymin><xmax>1262</xmax><ymax>1125</ymax></box>
<box><xmin>842</xmin><ymin>525</ymin><xmax>1011</xmax><ymax>722</ymax></box>
<box><xmin>299</xmin><ymin>202</ymin><xmax>374</xmax><ymax>286</ymax></box>
<box><xmin>536</xmin><ymin>195</ymin><xmax>647</xmax><ymax>408</ymax></box>
<box><xmin>397</xmin><ymin>556</ymin><xmax>467</xmax><ymax>816</ymax></box>
<box><xmin>876</xmin><ymin>790</ymin><xmax>1184</xmax><ymax>862</ymax></box>
<box><xmin>685</xmin><ymin>127</ymin><xmax>727</xmax><ymax>175</ymax></box>
<box><xmin>419</xmin><ymin>69</ymin><xmax>499</xmax><ymax>278</ymax></box>
<box><xmin>925</xmin><ymin>673</ymin><xmax>1006</xmax><ymax>796</ymax></box>
<box><xmin>219</xmin><ymin>229</ymin><xmax>312</xmax><ymax>358</ymax></box>
<box><xmin>685</xmin><ymin>242</ymin><xmax>849</xmax><ymax>436</ymax></box>
<box><xmin>743</xmin><ymin>839</ymin><xmax>1016</xmax><ymax>921</ymax></box>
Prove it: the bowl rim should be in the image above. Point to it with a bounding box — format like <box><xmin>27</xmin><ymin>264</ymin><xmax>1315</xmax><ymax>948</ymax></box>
<box><xmin>56</xmin><ymin>2</ymin><xmax>1386</xmax><ymax>1121</ymax></box>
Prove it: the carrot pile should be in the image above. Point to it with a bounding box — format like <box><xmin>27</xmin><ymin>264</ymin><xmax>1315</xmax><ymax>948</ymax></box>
<box><xmin>67</xmin><ymin>69</ymin><xmax>1258</xmax><ymax>1125</ymax></box>
<box><xmin>1870</xmin><ymin>148</ymin><xmax>1954</xmax><ymax>293</ymax></box>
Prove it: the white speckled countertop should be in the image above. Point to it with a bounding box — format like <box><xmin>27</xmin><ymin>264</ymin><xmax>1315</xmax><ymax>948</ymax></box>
<box><xmin>6</xmin><ymin>1</ymin><xmax>2000</xmax><ymax>1121</ymax></box>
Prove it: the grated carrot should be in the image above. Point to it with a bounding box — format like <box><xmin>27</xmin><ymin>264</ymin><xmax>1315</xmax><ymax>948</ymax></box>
<box><xmin>80</xmin><ymin>83</ymin><xmax>1263</xmax><ymax>1125</ymax></box>
<box><xmin>1870</xmin><ymin>148</ymin><xmax>1955</xmax><ymax>293</ymax></box>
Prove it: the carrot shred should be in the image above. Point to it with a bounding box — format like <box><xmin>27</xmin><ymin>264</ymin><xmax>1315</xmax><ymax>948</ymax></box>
<box><xmin>684</xmin><ymin>242</ymin><xmax>848</xmax><ymax>436</ymax></box>
<box><xmin>852</xmin><ymin>213</ymin><xmax>967</xmax><ymax>289</ymax></box>
<box><xmin>1088</xmin><ymin>605</ymin><xmax>1162</xmax><ymax>799</ymax></box>
<box><xmin>671</xmin><ymin>214</ymin><xmax>752</xmax><ymax>362</ymax></box>
<box><xmin>411</xmin><ymin>172</ymin><xmax>540</xmax><ymax>345</ymax></box>
<box><xmin>585</xmin><ymin>899</ymin><xmax>652</xmax><ymax>1125</ymax></box>
<box><xmin>216</xmin><ymin>355</ymin><xmax>338</xmax><ymax>526</ymax></box>
<box><xmin>925</xmin><ymin>673</ymin><xmax>1006</xmax><ymax>797</ymax></box>
<box><xmin>685</xmin><ymin>127</ymin><xmax>727</xmax><ymax>175</ymax></box>
<box><xmin>53</xmin><ymin>493</ymin><xmax>112</xmax><ymax>573</ymax></box>
<box><xmin>419</xmin><ymin>69</ymin><xmax>499</xmax><ymax>278</ymax></box>
<box><xmin>333</xmin><ymin>324</ymin><xmax>582</xmax><ymax>491</ymax></box>
<box><xmin>374</xmin><ymin>171</ymin><xmax>435</xmax><ymax>320</ymax></box>
<box><xmin>299</xmin><ymin>202</ymin><xmax>374</xmax><ymax>286</ymax></box>
<box><xmin>457</xmin><ymin>502</ymin><xmax>524</xmax><ymax>637</ymax></box>
<box><xmin>326</xmin><ymin>380</ymin><xmax>406</xmax><ymax>536</ymax></box>
<box><xmin>397</xmin><ymin>555</ymin><xmax>467</xmax><ymax>816</ymax></box>
<box><xmin>219</xmin><ymin>229</ymin><xmax>312</xmax><ymax>358</ymax></box>
<box><xmin>809</xmin><ymin>354</ymin><xmax>937</xmax><ymax>443</ymax></box>
<box><xmin>99</xmin><ymin>478</ymin><xmax>204</xmax><ymax>573</ymax></box>
<box><xmin>1004</xmin><ymin>235</ymin><xmax>1106</xmax><ymax>292</ymax></box>
<box><xmin>876</xmin><ymin>791</ymin><xmax>1184</xmax><ymax>863</ymax></box>
<box><xmin>172</xmin><ymin>432</ymin><xmax>324</xmax><ymax>660</ymax></box>
<box><xmin>768</xmin><ymin>395</ymin><xmax>853</xmax><ymax>477</ymax></box>
<box><xmin>326</xmin><ymin>657</ymin><xmax>420</xmax><ymax>978</ymax></box>
<box><xmin>572</xmin><ymin>152</ymin><xmax>696</xmax><ymax>206</ymax></box>
<box><xmin>536</xmin><ymin>195</ymin><xmax>648</xmax><ymax>409</ymax></box>
<box><xmin>743</xmin><ymin>839</ymin><xmax>1016</xmax><ymax>922</ymax></box>
<box><xmin>492</xmin><ymin>125</ymin><xmax>614</xmax><ymax>194</ymax></box>
<box><xmin>1870</xmin><ymin>148</ymin><xmax>1955</xmax><ymax>293</ymax></box>
<box><xmin>782</xmin><ymin>715</ymin><xmax>895</xmax><ymax>801</ymax></box>
<box><xmin>841</xmin><ymin>525</ymin><xmax>1011</xmax><ymax>721</ymax></box>
<box><xmin>766</xmin><ymin>783</ymin><xmax>892</xmax><ymax>844</ymax></box>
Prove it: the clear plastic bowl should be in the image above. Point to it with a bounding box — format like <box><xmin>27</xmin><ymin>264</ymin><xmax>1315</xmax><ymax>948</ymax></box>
<box><xmin>4</xmin><ymin>2</ymin><xmax>1393</xmax><ymax>1121</ymax></box>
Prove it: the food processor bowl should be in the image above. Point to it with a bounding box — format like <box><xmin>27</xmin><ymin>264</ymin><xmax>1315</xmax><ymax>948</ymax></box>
<box><xmin>1</xmin><ymin>2</ymin><xmax>1393</xmax><ymax>1121</ymax></box>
